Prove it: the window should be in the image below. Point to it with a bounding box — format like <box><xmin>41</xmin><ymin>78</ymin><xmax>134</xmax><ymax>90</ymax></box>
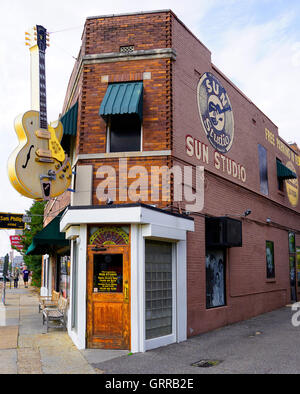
<box><xmin>277</xmin><ymin>159</ymin><xmax>284</xmax><ymax>191</ymax></box>
<box><xmin>266</xmin><ymin>241</ymin><xmax>275</xmax><ymax>279</ymax></box>
<box><xmin>289</xmin><ymin>232</ymin><xmax>297</xmax><ymax>302</ymax></box>
<box><xmin>206</xmin><ymin>249</ymin><xmax>226</xmax><ymax>309</ymax></box>
<box><xmin>93</xmin><ymin>254</ymin><xmax>123</xmax><ymax>293</ymax></box>
<box><xmin>258</xmin><ymin>144</ymin><xmax>269</xmax><ymax>195</ymax></box>
<box><xmin>145</xmin><ymin>240</ymin><xmax>173</xmax><ymax>340</ymax></box>
<box><xmin>107</xmin><ymin>114</ymin><xmax>142</xmax><ymax>153</ymax></box>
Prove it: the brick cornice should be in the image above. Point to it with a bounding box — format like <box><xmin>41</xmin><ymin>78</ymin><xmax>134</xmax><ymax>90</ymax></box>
<box><xmin>65</xmin><ymin>48</ymin><xmax>176</xmax><ymax>112</ymax></box>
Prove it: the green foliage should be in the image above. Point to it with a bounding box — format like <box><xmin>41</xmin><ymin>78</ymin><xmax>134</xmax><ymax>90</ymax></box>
<box><xmin>20</xmin><ymin>201</ymin><xmax>46</xmax><ymax>287</ymax></box>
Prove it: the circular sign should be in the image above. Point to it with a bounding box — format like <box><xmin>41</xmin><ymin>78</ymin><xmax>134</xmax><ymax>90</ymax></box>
<box><xmin>285</xmin><ymin>161</ymin><xmax>299</xmax><ymax>207</ymax></box>
<box><xmin>197</xmin><ymin>72</ymin><xmax>234</xmax><ymax>153</ymax></box>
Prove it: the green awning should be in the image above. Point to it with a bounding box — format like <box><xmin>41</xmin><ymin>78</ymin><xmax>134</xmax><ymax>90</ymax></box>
<box><xmin>277</xmin><ymin>160</ymin><xmax>297</xmax><ymax>180</ymax></box>
<box><xmin>99</xmin><ymin>82</ymin><xmax>143</xmax><ymax>120</ymax></box>
<box><xmin>60</xmin><ymin>102</ymin><xmax>78</xmax><ymax>136</ymax></box>
<box><xmin>26</xmin><ymin>214</ymin><xmax>69</xmax><ymax>256</ymax></box>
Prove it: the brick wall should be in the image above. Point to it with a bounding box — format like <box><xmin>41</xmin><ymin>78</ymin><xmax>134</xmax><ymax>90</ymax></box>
<box><xmin>54</xmin><ymin>10</ymin><xmax>300</xmax><ymax>338</ymax></box>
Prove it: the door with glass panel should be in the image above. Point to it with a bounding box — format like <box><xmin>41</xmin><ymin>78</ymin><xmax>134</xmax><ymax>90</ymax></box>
<box><xmin>145</xmin><ymin>240</ymin><xmax>174</xmax><ymax>342</ymax></box>
<box><xmin>87</xmin><ymin>246</ymin><xmax>130</xmax><ymax>349</ymax></box>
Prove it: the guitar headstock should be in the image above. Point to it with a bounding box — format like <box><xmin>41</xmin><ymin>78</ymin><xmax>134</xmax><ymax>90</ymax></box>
<box><xmin>25</xmin><ymin>25</ymin><xmax>50</xmax><ymax>51</ymax></box>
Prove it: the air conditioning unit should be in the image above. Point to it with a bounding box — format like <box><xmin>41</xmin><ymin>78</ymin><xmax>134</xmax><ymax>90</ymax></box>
<box><xmin>206</xmin><ymin>217</ymin><xmax>242</xmax><ymax>248</ymax></box>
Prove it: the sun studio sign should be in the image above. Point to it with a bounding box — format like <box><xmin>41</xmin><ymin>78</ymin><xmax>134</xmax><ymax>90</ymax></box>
<box><xmin>197</xmin><ymin>72</ymin><xmax>234</xmax><ymax>153</ymax></box>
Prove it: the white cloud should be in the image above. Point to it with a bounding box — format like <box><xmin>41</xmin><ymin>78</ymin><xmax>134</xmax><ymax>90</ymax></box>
<box><xmin>211</xmin><ymin>13</ymin><xmax>300</xmax><ymax>145</ymax></box>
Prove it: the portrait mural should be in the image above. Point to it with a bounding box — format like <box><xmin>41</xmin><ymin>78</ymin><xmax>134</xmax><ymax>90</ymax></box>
<box><xmin>206</xmin><ymin>249</ymin><xmax>226</xmax><ymax>309</ymax></box>
<box><xmin>266</xmin><ymin>241</ymin><xmax>275</xmax><ymax>279</ymax></box>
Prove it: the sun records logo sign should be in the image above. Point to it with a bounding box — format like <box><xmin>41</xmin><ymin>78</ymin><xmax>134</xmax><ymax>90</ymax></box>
<box><xmin>197</xmin><ymin>72</ymin><xmax>234</xmax><ymax>153</ymax></box>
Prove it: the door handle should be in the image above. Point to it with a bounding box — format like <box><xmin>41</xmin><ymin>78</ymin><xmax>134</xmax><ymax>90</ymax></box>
<box><xmin>124</xmin><ymin>280</ymin><xmax>129</xmax><ymax>303</ymax></box>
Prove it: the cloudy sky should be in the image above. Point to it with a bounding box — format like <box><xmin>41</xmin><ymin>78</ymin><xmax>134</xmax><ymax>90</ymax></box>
<box><xmin>0</xmin><ymin>0</ymin><xmax>300</xmax><ymax>257</ymax></box>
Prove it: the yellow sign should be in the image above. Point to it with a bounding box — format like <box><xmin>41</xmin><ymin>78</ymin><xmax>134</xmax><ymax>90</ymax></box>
<box><xmin>285</xmin><ymin>161</ymin><xmax>299</xmax><ymax>207</ymax></box>
<box><xmin>98</xmin><ymin>271</ymin><xmax>119</xmax><ymax>292</ymax></box>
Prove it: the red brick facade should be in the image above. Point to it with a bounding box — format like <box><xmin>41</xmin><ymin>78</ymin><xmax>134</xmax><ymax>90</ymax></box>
<box><xmin>47</xmin><ymin>10</ymin><xmax>300</xmax><ymax>339</ymax></box>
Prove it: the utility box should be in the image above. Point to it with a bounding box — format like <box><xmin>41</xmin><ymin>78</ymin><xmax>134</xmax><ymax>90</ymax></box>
<box><xmin>206</xmin><ymin>217</ymin><xmax>242</xmax><ymax>248</ymax></box>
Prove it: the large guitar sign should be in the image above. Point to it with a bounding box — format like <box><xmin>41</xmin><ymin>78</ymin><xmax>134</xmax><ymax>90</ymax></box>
<box><xmin>8</xmin><ymin>25</ymin><xmax>72</xmax><ymax>201</ymax></box>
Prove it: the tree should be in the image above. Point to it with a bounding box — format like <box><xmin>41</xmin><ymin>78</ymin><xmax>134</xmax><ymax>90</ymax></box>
<box><xmin>20</xmin><ymin>200</ymin><xmax>46</xmax><ymax>287</ymax></box>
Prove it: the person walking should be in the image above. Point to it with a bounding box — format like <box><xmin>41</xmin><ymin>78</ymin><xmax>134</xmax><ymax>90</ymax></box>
<box><xmin>13</xmin><ymin>269</ymin><xmax>19</xmax><ymax>288</ymax></box>
<box><xmin>22</xmin><ymin>266</ymin><xmax>30</xmax><ymax>288</ymax></box>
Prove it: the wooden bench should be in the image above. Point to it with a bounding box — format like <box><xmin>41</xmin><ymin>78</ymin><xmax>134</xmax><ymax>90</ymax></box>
<box><xmin>42</xmin><ymin>295</ymin><xmax>69</xmax><ymax>332</ymax></box>
<box><xmin>39</xmin><ymin>290</ymin><xmax>60</xmax><ymax>313</ymax></box>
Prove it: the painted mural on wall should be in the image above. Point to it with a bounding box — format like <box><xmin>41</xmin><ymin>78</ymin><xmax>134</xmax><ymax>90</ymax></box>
<box><xmin>197</xmin><ymin>72</ymin><xmax>234</xmax><ymax>154</ymax></box>
<box><xmin>285</xmin><ymin>161</ymin><xmax>299</xmax><ymax>207</ymax></box>
<box><xmin>266</xmin><ymin>241</ymin><xmax>275</xmax><ymax>279</ymax></box>
<box><xmin>206</xmin><ymin>249</ymin><xmax>225</xmax><ymax>309</ymax></box>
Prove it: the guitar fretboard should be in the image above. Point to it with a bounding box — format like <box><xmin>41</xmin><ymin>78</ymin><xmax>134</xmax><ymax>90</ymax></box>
<box><xmin>39</xmin><ymin>51</ymin><xmax>47</xmax><ymax>129</ymax></box>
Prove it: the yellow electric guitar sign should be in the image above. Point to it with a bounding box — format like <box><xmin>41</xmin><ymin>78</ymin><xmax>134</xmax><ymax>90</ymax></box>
<box><xmin>7</xmin><ymin>25</ymin><xmax>71</xmax><ymax>201</ymax></box>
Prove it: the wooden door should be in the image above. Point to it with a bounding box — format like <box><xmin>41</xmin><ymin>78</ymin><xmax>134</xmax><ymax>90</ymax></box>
<box><xmin>87</xmin><ymin>245</ymin><xmax>130</xmax><ymax>349</ymax></box>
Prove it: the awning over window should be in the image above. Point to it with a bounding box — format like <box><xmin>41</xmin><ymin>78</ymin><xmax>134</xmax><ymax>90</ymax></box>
<box><xmin>277</xmin><ymin>160</ymin><xmax>297</xmax><ymax>180</ymax></box>
<box><xmin>26</xmin><ymin>214</ymin><xmax>69</xmax><ymax>256</ymax></box>
<box><xmin>60</xmin><ymin>102</ymin><xmax>78</xmax><ymax>136</ymax></box>
<box><xmin>99</xmin><ymin>82</ymin><xmax>143</xmax><ymax>120</ymax></box>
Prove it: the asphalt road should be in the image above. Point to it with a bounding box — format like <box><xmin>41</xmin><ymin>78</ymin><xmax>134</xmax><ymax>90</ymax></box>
<box><xmin>92</xmin><ymin>306</ymin><xmax>300</xmax><ymax>375</ymax></box>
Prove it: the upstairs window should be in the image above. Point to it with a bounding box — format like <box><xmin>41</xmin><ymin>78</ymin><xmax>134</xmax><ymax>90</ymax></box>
<box><xmin>99</xmin><ymin>82</ymin><xmax>143</xmax><ymax>153</ymax></box>
<box><xmin>276</xmin><ymin>159</ymin><xmax>284</xmax><ymax>192</ymax></box>
<box><xmin>107</xmin><ymin>114</ymin><xmax>142</xmax><ymax>153</ymax></box>
<box><xmin>258</xmin><ymin>144</ymin><xmax>269</xmax><ymax>196</ymax></box>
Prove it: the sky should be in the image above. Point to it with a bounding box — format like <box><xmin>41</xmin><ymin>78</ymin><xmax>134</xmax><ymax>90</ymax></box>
<box><xmin>0</xmin><ymin>0</ymin><xmax>300</xmax><ymax>257</ymax></box>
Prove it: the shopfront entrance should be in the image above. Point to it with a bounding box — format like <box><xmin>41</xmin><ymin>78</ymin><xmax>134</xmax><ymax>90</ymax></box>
<box><xmin>86</xmin><ymin>226</ymin><xmax>130</xmax><ymax>349</ymax></box>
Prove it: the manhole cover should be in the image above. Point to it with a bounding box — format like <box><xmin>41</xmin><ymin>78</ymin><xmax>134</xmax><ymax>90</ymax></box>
<box><xmin>191</xmin><ymin>359</ymin><xmax>222</xmax><ymax>368</ymax></box>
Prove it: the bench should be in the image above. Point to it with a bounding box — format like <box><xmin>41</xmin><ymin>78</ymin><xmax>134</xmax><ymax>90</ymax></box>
<box><xmin>42</xmin><ymin>295</ymin><xmax>69</xmax><ymax>332</ymax></box>
<box><xmin>39</xmin><ymin>290</ymin><xmax>60</xmax><ymax>313</ymax></box>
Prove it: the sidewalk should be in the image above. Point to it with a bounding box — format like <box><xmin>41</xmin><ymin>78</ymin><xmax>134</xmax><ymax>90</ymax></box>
<box><xmin>0</xmin><ymin>283</ymin><xmax>127</xmax><ymax>374</ymax></box>
<box><xmin>1</xmin><ymin>283</ymin><xmax>300</xmax><ymax>374</ymax></box>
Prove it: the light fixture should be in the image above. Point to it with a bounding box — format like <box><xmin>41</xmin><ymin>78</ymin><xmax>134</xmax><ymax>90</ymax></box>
<box><xmin>266</xmin><ymin>218</ymin><xmax>271</xmax><ymax>224</ymax></box>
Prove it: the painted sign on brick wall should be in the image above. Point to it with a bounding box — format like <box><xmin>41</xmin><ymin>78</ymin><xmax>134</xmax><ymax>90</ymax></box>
<box><xmin>197</xmin><ymin>72</ymin><xmax>234</xmax><ymax>154</ymax></box>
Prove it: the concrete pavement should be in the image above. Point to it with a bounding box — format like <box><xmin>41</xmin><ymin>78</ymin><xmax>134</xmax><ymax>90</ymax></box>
<box><xmin>1</xmin><ymin>282</ymin><xmax>300</xmax><ymax>374</ymax></box>
<box><xmin>93</xmin><ymin>305</ymin><xmax>300</xmax><ymax>374</ymax></box>
<box><xmin>0</xmin><ymin>283</ymin><xmax>127</xmax><ymax>374</ymax></box>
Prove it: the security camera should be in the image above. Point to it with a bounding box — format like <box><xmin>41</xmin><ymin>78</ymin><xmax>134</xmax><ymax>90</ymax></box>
<box><xmin>106</xmin><ymin>198</ymin><xmax>114</xmax><ymax>205</ymax></box>
<box><xmin>244</xmin><ymin>209</ymin><xmax>252</xmax><ymax>217</ymax></box>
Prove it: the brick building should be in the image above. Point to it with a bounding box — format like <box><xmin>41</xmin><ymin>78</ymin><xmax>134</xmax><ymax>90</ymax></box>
<box><xmin>32</xmin><ymin>10</ymin><xmax>300</xmax><ymax>352</ymax></box>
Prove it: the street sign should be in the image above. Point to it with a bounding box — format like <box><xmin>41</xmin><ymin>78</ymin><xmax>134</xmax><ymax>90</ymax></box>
<box><xmin>0</xmin><ymin>213</ymin><xmax>25</xmax><ymax>230</ymax></box>
<box><xmin>9</xmin><ymin>235</ymin><xmax>24</xmax><ymax>251</ymax></box>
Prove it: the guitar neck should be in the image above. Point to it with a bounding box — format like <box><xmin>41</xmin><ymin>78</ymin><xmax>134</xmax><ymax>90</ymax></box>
<box><xmin>39</xmin><ymin>51</ymin><xmax>47</xmax><ymax>129</ymax></box>
<box><xmin>29</xmin><ymin>25</ymin><xmax>48</xmax><ymax>129</ymax></box>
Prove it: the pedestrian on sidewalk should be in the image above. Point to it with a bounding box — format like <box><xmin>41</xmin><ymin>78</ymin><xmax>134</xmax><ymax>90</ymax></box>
<box><xmin>13</xmin><ymin>269</ymin><xmax>19</xmax><ymax>288</ymax></box>
<box><xmin>22</xmin><ymin>266</ymin><xmax>30</xmax><ymax>288</ymax></box>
